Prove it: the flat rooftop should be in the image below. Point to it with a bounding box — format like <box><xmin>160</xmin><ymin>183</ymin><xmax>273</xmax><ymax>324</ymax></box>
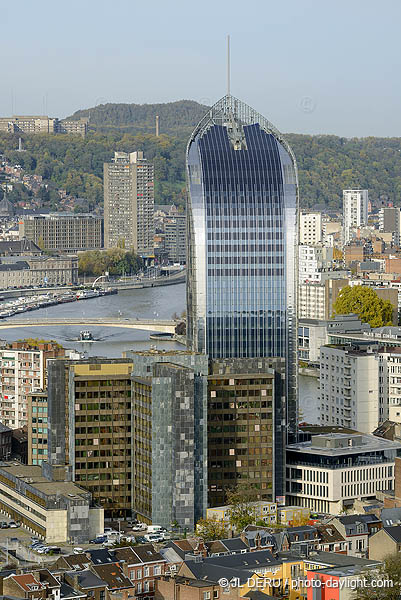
<box><xmin>287</xmin><ymin>433</ymin><xmax>401</xmax><ymax>456</ymax></box>
<box><xmin>0</xmin><ymin>463</ymin><xmax>90</xmax><ymax>498</ymax></box>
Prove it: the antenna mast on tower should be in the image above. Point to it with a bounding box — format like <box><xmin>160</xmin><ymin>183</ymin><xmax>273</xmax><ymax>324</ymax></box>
<box><xmin>227</xmin><ymin>34</ymin><xmax>231</xmax><ymax>97</ymax></box>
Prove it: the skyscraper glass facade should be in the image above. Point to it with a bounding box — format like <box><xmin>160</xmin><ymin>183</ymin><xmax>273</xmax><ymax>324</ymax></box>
<box><xmin>186</xmin><ymin>95</ymin><xmax>298</xmax><ymax>431</ymax></box>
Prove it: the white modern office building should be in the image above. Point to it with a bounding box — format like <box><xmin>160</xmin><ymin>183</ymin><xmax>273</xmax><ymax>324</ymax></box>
<box><xmin>286</xmin><ymin>433</ymin><xmax>401</xmax><ymax>514</ymax></box>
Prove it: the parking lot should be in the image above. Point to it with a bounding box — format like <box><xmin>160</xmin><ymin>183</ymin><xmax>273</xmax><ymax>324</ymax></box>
<box><xmin>0</xmin><ymin>518</ymin><xmax>180</xmax><ymax>565</ymax></box>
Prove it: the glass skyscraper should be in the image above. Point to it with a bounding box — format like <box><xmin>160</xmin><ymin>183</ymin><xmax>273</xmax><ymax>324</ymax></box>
<box><xmin>186</xmin><ymin>95</ymin><xmax>298</xmax><ymax>432</ymax></box>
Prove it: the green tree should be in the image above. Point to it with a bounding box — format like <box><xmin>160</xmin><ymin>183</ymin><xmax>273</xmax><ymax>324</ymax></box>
<box><xmin>226</xmin><ymin>483</ymin><xmax>259</xmax><ymax>532</ymax></box>
<box><xmin>78</xmin><ymin>248</ymin><xmax>143</xmax><ymax>277</ymax></box>
<box><xmin>196</xmin><ymin>518</ymin><xmax>229</xmax><ymax>541</ymax></box>
<box><xmin>332</xmin><ymin>286</ymin><xmax>393</xmax><ymax>328</ymax></box>
<box><xmin>354</xmin><ymin>553</ymin><xmax>401</xmax><ymax>600</ymax></box>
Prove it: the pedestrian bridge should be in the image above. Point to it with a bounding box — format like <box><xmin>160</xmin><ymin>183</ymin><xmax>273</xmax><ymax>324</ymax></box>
<box><xmin>0</xmin><ymin>318</ymin><xmax>177</xmax><ymax>333</ymax></box>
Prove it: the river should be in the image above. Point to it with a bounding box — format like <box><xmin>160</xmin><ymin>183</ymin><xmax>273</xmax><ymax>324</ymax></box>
<box><xmin>2</xmin><ymin>282</ymin><xmax>320</xmax><ymax>420</ymax></box>
<box><xmin>2</xmin><ymin>284</ymin><xmax>186</xmax><ymax>357</ymax></box>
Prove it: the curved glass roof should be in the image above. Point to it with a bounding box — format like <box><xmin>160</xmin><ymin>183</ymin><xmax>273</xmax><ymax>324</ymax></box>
<box><xmin>187</xmin><ymin>94</ymin><xmax>297</xmax><ymax>169</ymax></box>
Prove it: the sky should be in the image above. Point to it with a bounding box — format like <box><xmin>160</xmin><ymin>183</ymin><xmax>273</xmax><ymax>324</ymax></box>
<box><xmin>1</xmin><ymin>0</ymin><xmax>400</xmax><ymax>137</ymax></box>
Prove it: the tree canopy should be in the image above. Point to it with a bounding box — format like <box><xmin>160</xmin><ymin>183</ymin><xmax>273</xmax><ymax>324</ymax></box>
<box><xmin>332</xmin><ymin>286</ymin><xmax>394</xmax><ymax>328</ymax></box>
<box><xmin>354</xmin><ymin>553</ymin><xmax>401</xmax><ymax>600</ymax></box>
<box><xmin>226</xmin><ymin>483</ymin><xmax>260</xmax><ymax>532</ymax></box>
<box><xmin>196</xmin><ymin>518</ymin><xmax>230</xmax><ymax>541</ymax></box>
<box><xmin>78</xmin><ymin>248</ymin><xmax>143</xmax><ymax>277</ymax></box>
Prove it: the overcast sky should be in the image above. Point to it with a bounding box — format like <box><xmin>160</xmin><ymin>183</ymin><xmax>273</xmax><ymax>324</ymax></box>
<box><xmin>1</xmin><ymin>0</ymin><xmax>400</xmax><ymax>137</ymax></box>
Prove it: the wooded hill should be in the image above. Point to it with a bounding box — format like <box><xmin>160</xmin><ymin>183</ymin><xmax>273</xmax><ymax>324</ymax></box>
<box><xmin>0</xmin><ymin>100</ymin><xmax>400</xmax><ymax>209</ymax></box>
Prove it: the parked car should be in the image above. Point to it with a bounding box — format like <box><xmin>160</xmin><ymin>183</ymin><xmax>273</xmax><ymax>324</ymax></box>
<box><xmin>90</xmin><ymin>536</ymin><xmax>107</xmax><ymax>544</ymax></box>
<box><xmin>0</xmin><ymin>522</ymin><xmax>9</xmax><ymax>529</ymax></box>
<box><xmin>132</xmin><ymin>523</ymin><xmax>147</xmax><ymax>531</ymax></box>
<box><xmin>147</xmin><ymin>525</ymin><xmax>165</xmax><ymax>534</ymax></box>
<box><xmin>135</xmin><ymin>536</ymin><xmax>147</xmax><ymax>544</ymax></box>
<box><xmin>73</xmin><ymin>547</ymin><xmax>84</xmax><ymax>554</ymax></box>
<box><xmin>126</xmin><ymin>519</ymin><xmax>138</xmax><ymax>528</ymax></box>
<box><xmin>8</xmin><ymin>521</ymin><xmax>18</xmax><ymax>528</ymax></box>
<box><xmin>103</xmin><ymin>527</ymin><xmax>118</xmax><ymax>536</ymax></box>
<box><xmin>144</xmin><ymin>533</ymin><xmax>164</xmax><ymax>543</ymax></box>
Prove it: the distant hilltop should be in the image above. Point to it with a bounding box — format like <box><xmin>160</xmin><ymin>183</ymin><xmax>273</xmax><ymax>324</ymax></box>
<box><xmin>0</xmin><ymin>99</ymin><xmax>400</xmax><ymax>209</ymax></box>
<box><xmin>67</xmin><ymin>100</ymin><xmax>209</xmax><ymax>137</ymax></box>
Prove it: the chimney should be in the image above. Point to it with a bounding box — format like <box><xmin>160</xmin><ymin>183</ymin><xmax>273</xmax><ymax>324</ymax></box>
<box><xmin>195</xmin><ymin>539</ymin><xmax>207</xmax><ymax>558</ymax></box>
<box><xmin>155</xmin><ymin>115</ymin><xmax>160</xmax><ymax>137</ymax></box>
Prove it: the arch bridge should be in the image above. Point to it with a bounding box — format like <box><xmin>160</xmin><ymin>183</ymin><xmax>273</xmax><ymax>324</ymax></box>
<box><xmin>0</xmin><ymin>318</ymin><xmax>177</xmax><ymax>333</ymax></box>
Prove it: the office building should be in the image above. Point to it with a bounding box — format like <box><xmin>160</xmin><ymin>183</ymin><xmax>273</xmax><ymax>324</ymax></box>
<box><xmin>0</xmin><ymin>115</ymin><xmax>59</xmax><ymax>134</ymax></box>
<box><xmin>58</xmin><ymin>117</ymin><xmax>89</xmax><ymax>137</ymax></box>
<box><xmin>379</xmin><ymin>206</ymin><xmax>401</xmax><ymax>245</ymax></box>
<box><xmin>19</xmin><ymin>213</ymin><xmax>103</xmax><ymax>252</ymax></box>
<box><xmin>0</xmin><ymin>463</ymin><xmax>103</xmax><ymax>543</ymax></box>
<box><xmin>207</xmin><ymin>357</ymin><xmax>286</xmax><ymax>505</ymax></box>
<box><xmin>104</xmin><ymin>151</ymin><xmax>154</xmax><ymax>258</ymax></box>
<box><xmin>299</xmin><ymin>211</ymin><xmax>322</xmax><ymax>245</ymax></box>
<box><xmin>318</xmin><ymin>344</ymin><xmax>380</xmax><ymax>432</ymax></box>
<box><xmin>343</xmin><ymin>189</ymin><xmax>368</xmax><ymax>245</ymax></box>
<box><xmin>286</xmin><ymin>433</ymin><xmax>401</xmax><ymax>514</ymax></box>
<box><xmin>0</xmin><ymin>115</ymin><xmax>88</xmax><ymax>136</ymax></box>
<box><xmin>27</xmin><ymin>391</ymin><xmax>48</xmax><ymax>465</ymax></box>
<box><xmin>186</xmin><ymin>95</ymin><xmax>298</xmax><ymax>432</ymax></box>
<box><xmin>127</xmin><ymin>350</ymin><xmax>208</xmax><ymax>531</ymax></box>
<box><xmin>0</xmin><ymin>341</ymin><xmax>64</xmax><ymax>429</ymax></box>
<box><xmin>47</xmin><ymin>358</ymin><xmax>133</xmax><ymax>518</ymax></box>
<box><xmin>380</xmin><ymin>206</ymin><xmax>401</xmax><ymax>234</ymax></box>
<box><xmin>164</xmin><ymin>213</ymin><xmax>186</xmax><ymax>263</ymax></box>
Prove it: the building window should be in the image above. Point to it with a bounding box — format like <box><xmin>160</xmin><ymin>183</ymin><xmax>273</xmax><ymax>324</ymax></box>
<box><xmin>137</xmin><ymin>569</ymin><xmax>142</xmax><ymax>579</ymax></box>
<box><xmin>154</xmin><ymin>565</ymin><xmax>161</xmax><ymax>576</ymax></box>
<box><xmin>203</xmin><ymin>593</ymin><xmax>211</xmax><ymax>600</ymax></box>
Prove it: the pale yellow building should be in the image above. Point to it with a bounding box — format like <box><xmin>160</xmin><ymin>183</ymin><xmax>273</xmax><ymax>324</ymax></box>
<box><xmin>206</xmin><ymin>501</ymin><xmax>277</xmax><ymax>525</ymax></box>
<box><xmin>278</xmin><ymin>506</ymin><xmax>310</xmax><ymax>526</ymax></box>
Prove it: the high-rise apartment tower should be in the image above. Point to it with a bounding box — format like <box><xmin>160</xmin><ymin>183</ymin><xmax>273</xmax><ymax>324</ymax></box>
<box><xmin>343</xmin><ymin>189</ymin><xmax>368</xmax><ymax>245</ymax></box>
<box><xmin>104</xmin><ymin>151</ymin><xmax>154</xmax><ymax>258</ymax></box>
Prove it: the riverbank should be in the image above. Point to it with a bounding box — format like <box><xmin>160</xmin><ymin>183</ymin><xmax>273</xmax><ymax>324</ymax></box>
<box><xmin>0</xmin><ymin>271</ymin><xmax>185</xmax><ymax>299</ymax></box>
<box><xmin>0</xmin><ymin>288</ymin><xmax>117</xmax><ymax>319</ymax></box>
